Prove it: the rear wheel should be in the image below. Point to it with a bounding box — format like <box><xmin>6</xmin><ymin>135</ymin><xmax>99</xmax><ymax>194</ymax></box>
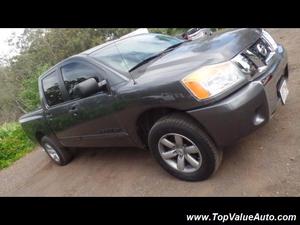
<box><xmin>41</xmin><ymin>136</ymin><xmax>73</xmax><ymax>166</ymax></box>
<box><xmin>148</xmin><ymin>113</ymin><xmax>222</xmax><ymax>181</ymax></box>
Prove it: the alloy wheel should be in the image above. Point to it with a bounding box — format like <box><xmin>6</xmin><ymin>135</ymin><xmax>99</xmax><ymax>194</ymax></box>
<box><xmin>158</xmin><ymin>133</ymin><xmax>202</xmax><ymax>173</ymax></box>
<box><xmin>44</xmin><ymin>143</ymin><xmax>60</xmax><ymax>162</ymax></box>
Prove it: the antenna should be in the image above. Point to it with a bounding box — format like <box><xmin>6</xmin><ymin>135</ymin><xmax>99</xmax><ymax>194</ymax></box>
<box><xmin>114</xmin><ymin>43</ymin><xmax>137</xmax><ymax>85</ymax></box>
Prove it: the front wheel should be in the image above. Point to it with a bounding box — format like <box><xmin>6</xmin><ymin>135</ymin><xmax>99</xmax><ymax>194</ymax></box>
<box><xmin>148</xmin><ymin>114</ymin><xmax>223</xmax><ymax>181</ymax></box>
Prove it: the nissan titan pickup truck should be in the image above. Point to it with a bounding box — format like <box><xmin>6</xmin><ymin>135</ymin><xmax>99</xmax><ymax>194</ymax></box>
<box><xmin>19</xmin><ymin>28</ymin><xmax>289</xmax><ymax>181</ymax></box>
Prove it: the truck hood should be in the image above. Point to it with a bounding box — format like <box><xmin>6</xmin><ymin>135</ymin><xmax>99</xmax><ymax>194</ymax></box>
<box><xmin>133</xmin><ymin>28</ymin><xmax>262</xmax><ymax>83</ymax></box>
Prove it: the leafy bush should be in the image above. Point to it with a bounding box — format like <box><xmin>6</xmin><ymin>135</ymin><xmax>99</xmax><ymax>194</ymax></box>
<box><xmin>0</xmin><ymin>122</ymin><xmax>35</xmax><ymax>169</ymax></box>
<box><xmin>18</xmin><ymin>64</ymin><xmax>50</xmax><ymax>112</ymax></box>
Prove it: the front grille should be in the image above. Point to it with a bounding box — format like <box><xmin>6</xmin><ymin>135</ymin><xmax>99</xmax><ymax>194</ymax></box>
<box><xmin>248</xmin><ymin>38</ymin><xmax>272</xmax><ymax>63</ymax></box>
<box><xmin>242</xmin><ymin>37</ymin><xmax>274</xmax><ymax>76</ymax></box>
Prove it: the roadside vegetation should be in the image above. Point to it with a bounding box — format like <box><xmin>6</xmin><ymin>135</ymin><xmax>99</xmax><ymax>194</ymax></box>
<box><xmin>0</xmin><ymin>123</ymin><xmax>35</xmax><ymax>169</ymax></box>
<box><xmin>0</xmin><ymin>28</ymin><xmax>187</xmax><ymax>169</ymax></box>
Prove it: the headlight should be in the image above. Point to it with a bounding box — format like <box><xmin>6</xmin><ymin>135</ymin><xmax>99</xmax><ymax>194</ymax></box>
<box><xmin>181</xmin><ymin>62</ymin><xmax>245</xmax><ymax>100</ymax></box>
<box><xmin>262</xmin><ymin>29</ymin><xmax>278</xmax><ymax>50</ymax></box>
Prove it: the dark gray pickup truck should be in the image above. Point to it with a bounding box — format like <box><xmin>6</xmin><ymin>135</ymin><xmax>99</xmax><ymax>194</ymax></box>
<box><xmin>19</xmin><ymin>29</ymin><xmax>289</xmax><ymax>181</ymax></box>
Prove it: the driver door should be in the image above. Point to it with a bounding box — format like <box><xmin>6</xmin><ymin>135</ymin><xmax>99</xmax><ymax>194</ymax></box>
<box><xmin>44</xmin><ymin>59</ymin><xmax>132</xmax><ymax>148</ymax></box>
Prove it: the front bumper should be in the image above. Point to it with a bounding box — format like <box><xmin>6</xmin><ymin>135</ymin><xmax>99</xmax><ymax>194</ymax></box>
<box><xmin>187</xmin><ymin>45</ymin><xmax>288</xmax><ymax>147</ymax></box>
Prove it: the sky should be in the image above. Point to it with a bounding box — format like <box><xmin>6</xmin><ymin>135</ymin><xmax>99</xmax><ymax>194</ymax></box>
<box><xmin>0</xmin><ymin>28</ymin><xmax>24</xmax><ymax>59</ymax></box>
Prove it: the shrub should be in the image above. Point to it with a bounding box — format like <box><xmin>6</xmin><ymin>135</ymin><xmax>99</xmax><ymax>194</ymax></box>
<box><xmin>18</xmin><ymin>64</ymin><xmax>50</xmax><ymax>112</ymax></box>
<box><xmin>0</xmin><ymin>122</ymin><xmax>35</xmax><ymax>169</ymax></box>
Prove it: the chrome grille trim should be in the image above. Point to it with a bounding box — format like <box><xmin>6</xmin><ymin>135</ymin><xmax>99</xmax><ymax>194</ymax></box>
<box><xmin>241</xmin><ymin>37</ymin><xmax>276</xmax><ymax>77</ymax></box>
<box><xmin>243</xmin><ymin>49</ymin><xmax>265</xmax><ymax>68</ymax></box>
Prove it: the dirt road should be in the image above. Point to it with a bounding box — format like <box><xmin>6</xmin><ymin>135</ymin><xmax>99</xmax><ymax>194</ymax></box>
<box><xmin>0</xmin><ymin>29</ymin><xmax>299</xmax><ymax>196</ymax></box>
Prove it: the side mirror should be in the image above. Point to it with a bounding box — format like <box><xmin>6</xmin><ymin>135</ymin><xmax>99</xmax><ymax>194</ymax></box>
<box><xmin>72</xmin><ymin>78</ymin><xmax>107</xmax><ymax>98</ymax></box>
<box><xmin>97</xmin><ymin>79</ymin><xmax>108</xmax><ymax>91</ymax></box>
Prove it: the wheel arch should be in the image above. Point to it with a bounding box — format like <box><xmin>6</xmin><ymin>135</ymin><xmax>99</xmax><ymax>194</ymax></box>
<box><xmin>35</xmin><ymin>131</ymin><xmax>45</xmax><ymax>144</ymax></box>
<box><xmin>135</xmin><ymin>107</ymin><xmax>216</xmax><ymax>148</ymax></box>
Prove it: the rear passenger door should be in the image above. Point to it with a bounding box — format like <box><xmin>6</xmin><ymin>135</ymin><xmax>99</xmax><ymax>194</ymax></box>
<box><xmin>43</xmin><ymin>59</ymin><xmax>132</xmax><ymax>148</ymax></box>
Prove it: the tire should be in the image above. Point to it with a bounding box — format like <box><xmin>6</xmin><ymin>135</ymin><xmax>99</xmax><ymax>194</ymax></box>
<box><xmin>40</xmin><ymin>136</ymin><xmax>73</xmax><ymax>166</ymax></box>
<box><xmin>148</xmin><ymin>113</ymin><xmax>223</xmax><ymax>181</ymax></box>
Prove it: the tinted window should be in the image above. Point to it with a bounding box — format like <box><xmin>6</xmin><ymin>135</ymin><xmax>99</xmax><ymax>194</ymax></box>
<box><xmin>42</xmin><ymin>71</ymin><xmax>64</xmax><ymax>106</ymax></box>
<box><xmin>90</xmin><ymin>33</ymin><xmax>183</xmax><ymax>75</ymax></box>
<box><xmin>61</xmin><ymin>62</ymin><xmax>101</xmax><ymax>99</ymax></box>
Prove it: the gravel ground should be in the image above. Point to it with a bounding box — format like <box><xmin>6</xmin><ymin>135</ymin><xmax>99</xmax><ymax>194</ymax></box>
<box><xmin>0</xmin><ymin>28</ymin><xmax>299</xmax><ymax>196</ymax></box>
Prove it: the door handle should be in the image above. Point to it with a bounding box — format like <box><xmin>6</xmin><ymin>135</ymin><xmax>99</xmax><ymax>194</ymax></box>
<box><xmin>69</xmin><ymin>105</ymin><xmax>79</xmax><ymax>117</ymax></box>
<box><xmin>69</xmin><ymin>105</ymin><xmax>78</xmax><ymax>112</ymax></box>
<box><xmin>69</xmin><ymin>107</ymin><xmax>78</xmax><ymax>112</ymax></box>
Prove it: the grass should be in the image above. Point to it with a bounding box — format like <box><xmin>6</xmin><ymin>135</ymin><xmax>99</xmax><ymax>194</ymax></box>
<box><xmin>0</xmin><ymin>122</ymin><xmax>35</xmax><ymax>169</ymax></box>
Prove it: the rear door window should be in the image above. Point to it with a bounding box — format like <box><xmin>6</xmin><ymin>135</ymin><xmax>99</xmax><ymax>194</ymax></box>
<box><xmin>42</xmin><ymin>71</ymin><xmax>64</xmax><ymax>106</ymax></box>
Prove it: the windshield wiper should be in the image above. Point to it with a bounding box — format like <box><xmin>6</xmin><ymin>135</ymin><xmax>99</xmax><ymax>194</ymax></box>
<box><xmin>159</xmin><ymin>42</ymin><xmax>185</xmax><ymax>54</ymax></box>
<box><xmin>128</xmin><ymin>42</ymin><xmax>185</xmax><ymax>72</ymax></box>
<box><xmin>128</xmin><ymin>54</ymin><xmax>162</xmax><ymax>72</ymax></box>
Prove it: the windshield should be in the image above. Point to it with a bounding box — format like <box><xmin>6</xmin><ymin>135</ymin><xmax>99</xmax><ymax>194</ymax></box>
<box><xmin>89</xmin><ymin>33</ymin><xmax>183</xmax><ymax>77</ymax></box>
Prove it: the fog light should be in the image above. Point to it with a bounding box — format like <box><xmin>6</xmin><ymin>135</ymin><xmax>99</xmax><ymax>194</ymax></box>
<box><xmin>253</xmin><ymin>114</ymin><xmax>265</xmax><ymax>126</ymax></box>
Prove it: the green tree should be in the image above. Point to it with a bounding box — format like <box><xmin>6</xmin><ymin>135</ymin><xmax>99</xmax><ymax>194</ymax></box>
<box><xmin>0</xmin><ymin>28</ymin><xmax>188</xmax><ymax>123</ymax></box>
